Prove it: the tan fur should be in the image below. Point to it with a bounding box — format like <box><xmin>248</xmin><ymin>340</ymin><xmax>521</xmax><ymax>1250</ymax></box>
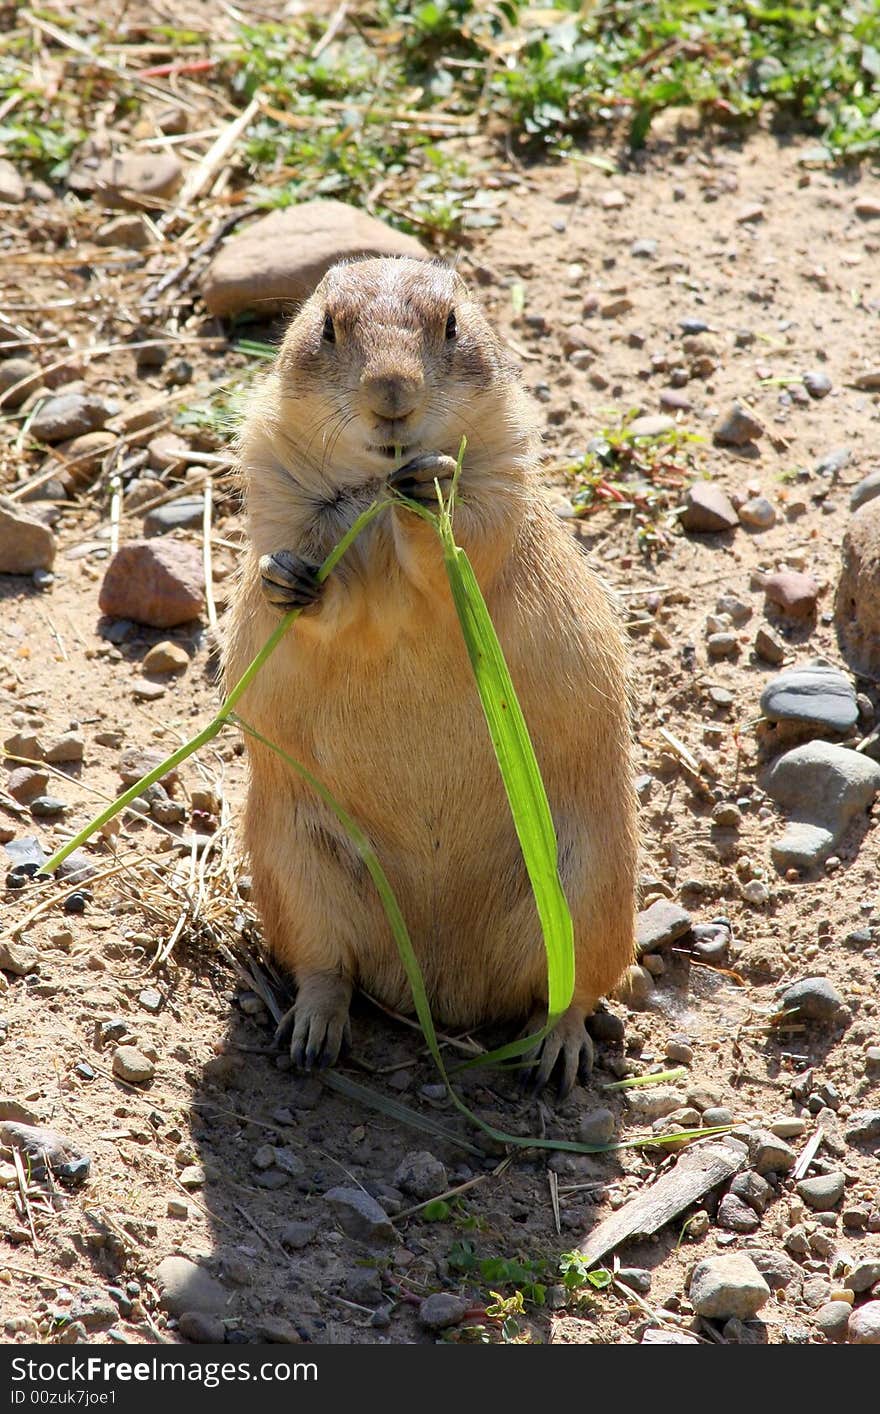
<box><xmin>224</xmin><ymin>256</ymin><xmax>638</xmax><ymax>1056</ymax></box>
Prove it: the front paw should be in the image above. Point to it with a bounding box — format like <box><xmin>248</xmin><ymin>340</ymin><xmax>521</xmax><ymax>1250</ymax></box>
<box><xmin>259</xmin><ymin>550</ymin><xmax>323</xmax><ymax>612</ymax></box>
<box><xmin>390</xmin><ymin>452</ymin><xmax>458</xmax><ymax>509</ymax></box>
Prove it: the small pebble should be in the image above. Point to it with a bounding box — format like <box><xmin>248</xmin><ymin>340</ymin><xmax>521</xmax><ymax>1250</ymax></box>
<box><xmin>111</xmin><ymin>1045</ymin><xmax>155</xmax><ymax>1085</ymax></box>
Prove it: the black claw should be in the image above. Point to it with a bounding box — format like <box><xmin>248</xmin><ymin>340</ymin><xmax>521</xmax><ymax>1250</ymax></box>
<box><xmin>389</xmin><ymin>452</ymin><xmax>457</xmax><ymax>507</ymax></box>
<box><xmin>259</xmin><ymin>550</ymin><xmax>322</xmax><ymax>610</ymax></box>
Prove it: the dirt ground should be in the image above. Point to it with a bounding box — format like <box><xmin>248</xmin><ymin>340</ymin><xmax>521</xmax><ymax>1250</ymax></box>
<box><xmin>2</xmin><ymin>34</ymin><xmax>880</xmax><ymax>1345</ymax></box>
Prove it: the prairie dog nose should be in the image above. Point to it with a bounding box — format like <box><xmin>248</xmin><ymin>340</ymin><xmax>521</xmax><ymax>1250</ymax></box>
<box><xmin>361</xmin><ymin>372</ymin><xmax>424</xmax><ymax>421</ymax></box>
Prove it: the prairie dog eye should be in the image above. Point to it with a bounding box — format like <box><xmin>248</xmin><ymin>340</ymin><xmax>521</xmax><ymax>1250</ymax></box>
<box><xmin>445</xmin><ymin>309</ymin><xmax>457</xmax><ymax>340</ymax></box>
<box><xmin>322</xmin><ymin>313</ymin><xmax>336</xmax><ymax>344</ymax></box>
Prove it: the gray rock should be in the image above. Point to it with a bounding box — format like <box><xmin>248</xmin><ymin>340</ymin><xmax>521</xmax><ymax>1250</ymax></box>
<box><xmin>689</xmin><ymin>1254</ymin><xmax>770</xmax><ymax>1320</ymax></box>
<box><xmin>345</xmin><ymin>1268</ymin><xmax>383</xmax><ymax>1306</ymax></box>
<box><xmin>635</xmin><ymin>899</ymin><xmax>692</xmax><ymax>954</ymax></box>
<box><xmin>578</xmin><ymin>1108</ymin><xmax>615</xmax><ymax>1146</ymax></box>
<box><xmin>779</xmin><ymin>976</ymin><xmax>843</xmax><ymax>1024</ymax></box>
<box><xmin>747</xmin><ymin>1248</ymin><xmax>801</xmax><ymax>1291</ymax></box>
<box><xmin>111</xmin><ymin>1045</ymin><xmax>155</xmax><ymax>1084</ymax></box>
<box><xmin>68</xmin><ymin>1291</ymin><xmax>118</xmax><ymax>1331</ymax></box>
<box><xmin>848</xmin><ymin>1301</ymin><xmax>880</xmax><ymax>1344</ymax></box>
<box><xmin>94</xmin><ymin>152</ymin><xmax>182</xmax><ymax>209</ymax></box>
<box><xmin>155</xmin><ymin>1256</ymin><xmax>227</xmax><ymax>1317</ymax></box>
<box><xmin>844</xmin><ymin>1260</ymin><xmax>880</xmax><ymax>1293</ymax></box>
<box><xmin>717</xmin><ymin>1193</ymin><xmax>761</xmax><ymax>1233</ymax></box>
<box><xmin>730</xmin><ymin>1170</ymin><xmax>773</xmax><ymax>1214</ymax></box>
<box><xmin>748</xmin><ymin>1130</ymin><xmax>796</xmax><ymax>1176</ymax></box>
<box><xmin>850</xmin><ymin>469</ymin><xmax>880</xmax><ymax>513</ymax></box>
<box><xmin>814</xmin><ymin>1300</ymin><xmax>851</xmax><ymax>1341</ymax></box>
<box><xmin>738</xmin><ymin>495</ymin><xmax>776</xmax><ymax>530</ymax></box>
<box><xmin>764</xmin><ymin>741</ymin><xmax>880</xmax><ymax>870</ymax></box>
<box><xmin>0</xmin><ymin>1121</ymin><xmax>90</xmax><ymax>1185</ymax></box>
<box><xmin>845</xmin><ymin>1110</ymin><xmax>880</xmax><ymax>1144</ymax></box>
<box><xmin>393</xmin><ymin>1151</ymin><xmax>448</xmax><ymax>1201</ymax></box>
<box><xmin>203</xmin><ymin>201</ymin><xmax>428</xmax><ymax>318</ymax></box>
<box><xmin>143</xmin><ymin>496</ymin><xmax>205</xmax><ymax>537</ymax></box>
<box><xmin>280</xmin><ymin>1221</ymin><xmax>318</xmax><ymax>1250</ymax></box>
<box><xmin>625</xmin><ymin>1087</ymin><xmax>686</xmax><ymax>1121</ymax></box>
<box><xmin>715</xmin><ymin>402</ymin><xmax>764</xmax><ymax>446</ymax></box>
<box><xmin>703</xmin><ymin>1106</ymin><xmax>734</xmax><ymax>1127</ymax></box>
<box><xmin>816</xmin><ymin>447</ymin><xmax>851</xmax><ymax>477</ymax></box>
<box><xmin>796</xmin><ymin>1173</ymin><xmax>845</xmax><ymax>1210</ymax></box>
<box><xmin>31</xmin><ymin>795</ymin><xmax>66</xmax><ymax>817</ymax></box>
<box><xmin>30</xmin><ymin>394</ymin><xmax>112</xmax><ymax>444</ymax></box>
<box><xmin>680</xmin><ymin>483</ymin><xmax>738</xmax><ymax>533</ymax></box>
<box><xmin>641</xmin><ymin>1328</ymin><xmax>700</xmax><ymax>1344</ymax></box>
<box><xmin>760</xmin><ymin>664</ymin><xmax>857</xmax><ymax>735</ymax></box>
<box><xmin>0</xmin><ymin>498</ymin><xmax>56</xmax><ymax>574</ymax></box>
<box><xmin>178</xmin><ymin>1311</ymin><xmax>226</xmax><ymax>1344</ymax></box>
<box><xmin>418</xmin><ymin>1293</ymin><xmax>469</xmax><ymax>1331</ymax></box>
<box><xmin>324</xmin><ymin>1186</ymin><xmax>394</xmax><ymax>1244</ymax></box>
<box><xmin>0</xmin><ymin>358</ymin><xmax>42</xmax><ymax>407</ymax></box>
<box><xmin>803</xmin><ymin>371</ymin><xmax>832</xmax><ymax>399</ymax></box>
<box><xmin>617</xmin><ymin>1267</ymin><xmax>652</xmax><ymax>1294</ymax></box>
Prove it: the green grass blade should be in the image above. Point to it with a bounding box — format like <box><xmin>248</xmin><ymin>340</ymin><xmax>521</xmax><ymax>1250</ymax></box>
<box><xmin>436</xmin><ymin>516</ymin><xmax>575</xmax><ymax>1032</ymax></box>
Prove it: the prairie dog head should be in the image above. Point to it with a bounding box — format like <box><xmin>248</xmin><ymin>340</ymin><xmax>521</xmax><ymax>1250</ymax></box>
<box><xmin>272</xmin><ymin>256</ymin><xmax>538</xmax><ymax>488</ymax></box>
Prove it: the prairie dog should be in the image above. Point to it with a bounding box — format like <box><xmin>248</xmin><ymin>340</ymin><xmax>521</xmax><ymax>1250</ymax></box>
<box><xmin>224</xmin><ymin>256</ymin><xmax>638</xmax><ymax>1093</ymax></box>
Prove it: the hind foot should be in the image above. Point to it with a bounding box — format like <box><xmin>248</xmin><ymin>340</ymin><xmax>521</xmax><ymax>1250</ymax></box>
<box><xmin>523</xmin><ymin>1004</ymin><xmax>594</xmax><ymax>1097</ymax></box>
<box><xmin>276</xmin><ymin>971</ymin><xmax>352</xmax><ymax>1070</ymax></box>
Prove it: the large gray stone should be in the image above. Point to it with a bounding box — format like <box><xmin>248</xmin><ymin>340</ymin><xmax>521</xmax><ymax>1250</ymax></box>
<box><xmin>324</xmin><ymin>1186</ymin><xmax>394</xmax><ymax>1244</ymax></box>
<box><xmin>779</xmin><ymin>976</ymin><xmax>843</xmax><ymax>1024</ymax></box>
<box><xmin>689</xmin><ymin>1254</ymin><xmax>770</xmax><ymax>1320</ymax></box>
<box><xmin>155</xmin><ymin>1256</ymin><xmax>227</xmax><ymax>1317</ymax></box>
<box><xmin>202</xmin><ymin>201</ymin><xmax>428</xmax><ymax>317</ymax></box>
<box><xmin>764</xmin><ymin>741</ymin><xmax>880</xmax><ymax>870</ymax></box>
<box><xmin>760</xmin><ymin>664</ymin><xmax>857</xmax><ymax>735</ymax></box>
<box><xmin>636</xmin><ymin>899</ymin><xmax>692</xmax><ymax>954</ymax></box>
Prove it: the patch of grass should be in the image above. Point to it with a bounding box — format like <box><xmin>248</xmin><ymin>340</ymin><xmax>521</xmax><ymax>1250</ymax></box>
<box><xmin>566</xmin><ymin>410</ymin><xmax>704</xmax><ymax>555</ymax></box>
<box><xmin>0</xmin><ymin>37</ymin><xmax>85</xmax><ymax>175</ymax></box>
<box><xmin>2</xmin><ymin>3</ymin><xmax>877</xmax><ymax>231</ymax></box>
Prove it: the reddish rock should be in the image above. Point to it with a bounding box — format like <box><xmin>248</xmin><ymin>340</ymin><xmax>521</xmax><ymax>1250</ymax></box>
<box><xmin>680</xmin><ymin>483</ymin><xmax>739</xmax><ymax>533</ymax></box>
<box><xmin>202</xmin><ymin>200</ymin><xmax>428</xmax><ymax>317</ymax></box>
<box><xmin>764</xmin><ymin>570</ymin><xmax>819</xmax><ymax>619</ymax></box>
<box><xmin>6</xmin><ymin>767</ymin><xmax>50</xmax><ymax>804</ymax></box>
<box><xmin>98</xmin><ymin>540</ymin><xmax>204</xmax><ymax>628</ymax></box>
